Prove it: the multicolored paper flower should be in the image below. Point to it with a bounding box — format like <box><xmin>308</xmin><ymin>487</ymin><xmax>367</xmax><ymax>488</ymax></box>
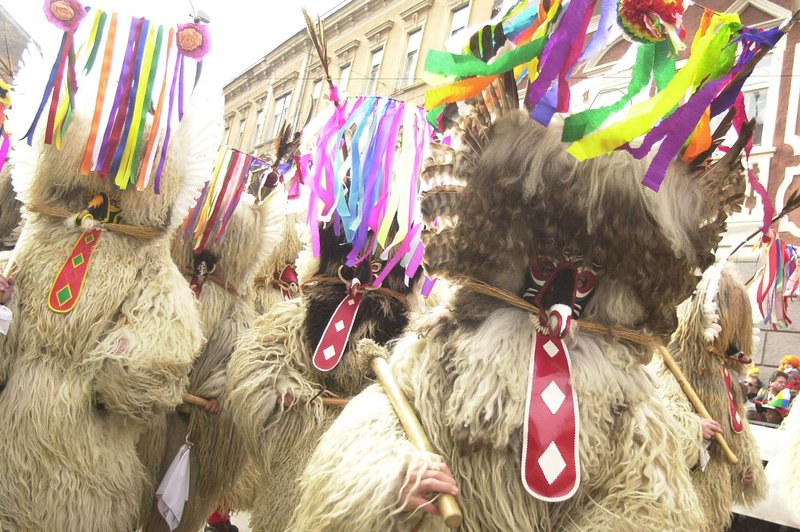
<box><xmin>43</xmin><ymin>0</ymin><xmax>86</xmax><ymax>32</ymax></box>
<box><xmin>617</xmin><ymin>0</ymin><xmax>684</xmax><ymax>43</ymax></box>
<box><xmin>176</xmin><ymin>23</ymin><xmax>210</xmax><ymax>60</ymax></box>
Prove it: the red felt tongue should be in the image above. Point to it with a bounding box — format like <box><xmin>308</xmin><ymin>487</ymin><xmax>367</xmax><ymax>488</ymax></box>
<box><xmin>722</xmin><ymin>366</ymin><xmax>744</xmax><ymax>433</ymax></box>
<box><xmin>521</xmin><ymin>331</ymin><xmax>580</xmax><ymax>501</ymax></box>
<box><xmin>312</xmin><ymin>290</ymin><xmax>364</xmax><ymax>372</ymax></box>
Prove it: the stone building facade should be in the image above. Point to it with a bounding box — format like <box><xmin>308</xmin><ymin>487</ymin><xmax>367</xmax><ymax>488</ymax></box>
<box><xmin>222</xmin><ymin>0</ymin><xmax>498</xmax><ymax>155</ymax></box>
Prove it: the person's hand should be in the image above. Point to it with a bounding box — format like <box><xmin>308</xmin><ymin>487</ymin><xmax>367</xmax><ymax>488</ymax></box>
<box><xmin>701</xmin><ymin>418</ymin><xmax>723</xmax><ymax>440</ymax></box>
<box><xmin>277</xmin><ymin>393</ymin><xmax>295</xmax><ymax>409</ymax></box>
<box><xmin>400</xmin><ymin>462</ymin><xmax>459</xmax><ymax>516</ymax></box>
<box><xmin>742</xmin><ymin>466</ymin><xmax>754</xmax><ymax>485</ymax></box>
<box><xmin>203</xmin><ymin>398</ymin><xmax>221</xmax><ymax>415</ymax></box>
<box><xmin>0</xmin><ymin>275</ymin><xmax>14</xmax><ymax>305</ymax></box>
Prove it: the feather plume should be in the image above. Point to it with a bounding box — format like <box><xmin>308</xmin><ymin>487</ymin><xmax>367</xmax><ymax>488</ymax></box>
<box><xmin>302</xmin><ymin>9</ymin><xmax>333</xmax><ymax>95</ymax></box>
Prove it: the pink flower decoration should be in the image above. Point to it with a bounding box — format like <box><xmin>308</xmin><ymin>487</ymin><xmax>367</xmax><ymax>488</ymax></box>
<box><xmin>176</xmin><ymin>23</ymin><xmax>210</xmax><ymax>60</ymax></box>
<box><xmin>43</xmin><ymin>0</ymin><xmax>86</xmax><ymax>32</ymax></box>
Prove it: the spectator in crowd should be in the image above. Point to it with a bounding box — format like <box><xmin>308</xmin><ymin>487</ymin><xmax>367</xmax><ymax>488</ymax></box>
<box><xmin>744</xmin><ymin>376</ymin><xmax>763</xmax><ymax>421</ymax></box>
<box><xmin>755</xmin><ymin>371</ymin><xmax>788</xmax><ymax>404</ymax></box>
<box><xmin>779</xmin><ymin>355</ymin><xmax>800</xmax><ymax>392</ymax></box>
<box><xmin>755</xmin><ymin>390</ymin><xmax>793</xmax><ymax>426</ymax></box>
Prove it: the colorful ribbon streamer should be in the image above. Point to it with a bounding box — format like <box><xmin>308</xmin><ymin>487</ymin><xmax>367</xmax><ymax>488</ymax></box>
<box><xmin>302</xmin><ymin>96</ymin><xmax>432</xmax><ymax>285</ymax></box>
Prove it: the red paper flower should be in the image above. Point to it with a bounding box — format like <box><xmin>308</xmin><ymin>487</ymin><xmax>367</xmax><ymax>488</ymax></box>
<box><xmin>176</xmin><ymin>23</ymin><xmax>210</xmax><ymax>60</ymax></box>
<box><xmin>617</xmin><ymin>0</ymin><xmax>684</xmax><ymax>43</ymax></box>
<box><xmin>43</xmin><ymin>0</ymin><xmax>86</xmax><ymax>32</ymax></box>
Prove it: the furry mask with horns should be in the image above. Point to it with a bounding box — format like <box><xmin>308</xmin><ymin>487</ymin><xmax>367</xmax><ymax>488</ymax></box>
<box><xmin>423</xmin><ymin>106</ymin><xmax>746</xmax><ymax>338</ymax></box>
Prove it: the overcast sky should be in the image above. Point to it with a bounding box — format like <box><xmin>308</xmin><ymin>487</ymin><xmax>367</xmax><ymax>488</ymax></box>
<box><xmin>0</xmin><ymin>0</ymin><xmax>349</xmax><ymax>86</ymax></box>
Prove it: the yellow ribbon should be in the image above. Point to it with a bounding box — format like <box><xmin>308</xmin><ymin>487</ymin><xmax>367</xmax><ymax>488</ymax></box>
<box><xmin>567</xmin><ymin>12</ymin><xmax>741</xmax><ymax>161</ymax></box>
<box><xmin>115</xmin><ymin>23</ymin><xmax>158</xmax><ymax>188</ymax></box>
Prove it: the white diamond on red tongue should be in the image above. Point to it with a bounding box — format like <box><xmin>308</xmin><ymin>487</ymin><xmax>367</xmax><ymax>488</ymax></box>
<box><xmin>522</xmin><ymin>331</ymin><xmax>580</xmax><ymax>501</ymax></box>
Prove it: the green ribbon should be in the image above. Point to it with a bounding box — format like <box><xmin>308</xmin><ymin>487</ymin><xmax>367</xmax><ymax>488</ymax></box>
<box><xmin>424</xmin><ymin>35</ymin><xmax>546</xmax><ymax>81</ymax></box>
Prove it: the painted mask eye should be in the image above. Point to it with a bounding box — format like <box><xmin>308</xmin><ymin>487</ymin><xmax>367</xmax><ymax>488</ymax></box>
<box><xmin>531</xmin><ymin>258</ymin><xmax>557</xmax><ymax>281</ymax></box>
<box><xmin>575</xmin><ymin>271</ymin><xmax>597</xmax><ymax>298</ymax></box>
<box><xmin>370</xmin><ymin>261</ymin><xmax>383</xmax><ymax>274</ymax></box>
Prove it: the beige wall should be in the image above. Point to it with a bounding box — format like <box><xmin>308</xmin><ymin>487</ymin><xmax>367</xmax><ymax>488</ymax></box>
<box><xmin>223</xmin><ymin>0</ymin><xmax>498</xmax><ymax>157</ymax></box>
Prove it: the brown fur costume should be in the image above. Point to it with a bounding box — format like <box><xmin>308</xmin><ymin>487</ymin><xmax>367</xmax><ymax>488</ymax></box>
<box><xmin>651</xmin><ymin>267</ymin><xmax>766</xmax><ymax>530</ymax></box>
<box><xmin>290</xmin><ymin>109</ymin><xmax>746</xmax><ymax>531</ymax></box>
<box><xmin>0</xmin><ymin>57</ymin><xmax>218</xmax><ymax>530</ymax></box>
<box><xmin>0</xmin><ymin>165</ymin><xmax>22</xmax><ymax>249</ymax></box>
<box><xmin>227</xmin><ymin>224</ymin><xmax>424</xmax><ymax>532</ymax></box>
<box><xmin>136</xmin><ymin>191</ymin><xmax>287</xmax><ymax>532</ymax></box>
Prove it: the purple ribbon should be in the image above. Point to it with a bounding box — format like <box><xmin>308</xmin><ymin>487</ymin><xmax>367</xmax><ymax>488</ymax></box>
<box><xmin>178</xmin><ymin>54</ymin><xmax>185</xmax><ymax>120</ymax></box>
<box><xmin>578</xmin><ymin>0</ymin><xmax>615</xmax><ymax>62</ymax></box>
<box><xmin>0</xmin><ymin>134</ymin><xmax>10</xmax><ymax>174</ymax></box>
<box><xmin>110</xmin><ymin>18</ymin><xmax>150</xmax><ymax>177</ymax></box>
<box><xmin>97</xmin><ymin>17</ymin><xmax>139</xmax><ymax>174</ymax></box>
<box><xmin>154</xmin><ymin>47</ymin><xmax>182</xmax><ymax>193</ymax></box>
<box><xmin>527</xmin><ymin>0</ymin><xmax>595</xmax><ymax>110</ymax></box>
<box><xmin>183</xmin><ymin>180</ymin><xmax>209</xmax><ymax>241</ymax></box>
<box><xmin>21</xmin><ymin>32</ymin><xmax>67</xmax><ymax>145</ymax></box>
<box><xmin>640</xmin><ymin>72</ymin><xmax>736</xmax><ymax>191</ymax></box>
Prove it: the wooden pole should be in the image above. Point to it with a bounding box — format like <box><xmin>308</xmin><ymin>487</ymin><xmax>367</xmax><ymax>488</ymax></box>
<box><xmin>370</xmin><ymin>356</ymin><xmax>463</xmax><ymax>529</ymax></box>
<box><xmin>657</xmin><ymin>346</ymin><xmax>739</xmax><ymax>465</ymax></box>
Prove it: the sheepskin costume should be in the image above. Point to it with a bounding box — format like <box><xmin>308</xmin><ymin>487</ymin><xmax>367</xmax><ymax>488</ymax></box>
<box><xmin>289</xmin><ymin>104</ymin><xmax>747</xmax><ymax>530</ymax></box>
<box><xmin>650</xmin><ymin>266</ymin><xmax>766</xmax><ymax>530</ymax></box>
<box><xmin>0</xmin><ymin>57</ymin><xmax>219</xmax><ymax>529</ymax></box>
<box><xmin>136</xmin><ymin>190</ymin><xmax>287</xmax><ymax>532</ymax></box>
<box><xmin>782</xmin><ymin>397</ymin><xmax>800</xmax><ymax>518</ymax></box>
<box><xmin>0</xmin><ymin>165</ymin><xmax>22</xmax><ymax>249</ymax></box>
<box><xmin>251</xmin><ymin>215</ymin><xmax>304</xmax><ymax>315</ymax></box>
<box><xmin>227</xmin><ymin>223</ymin><xmax>424</xmax><ymax>532</ymax></box>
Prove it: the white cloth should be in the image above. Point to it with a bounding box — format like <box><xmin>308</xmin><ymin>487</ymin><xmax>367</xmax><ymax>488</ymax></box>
<box><xmin>0</xmin><ymin>304</ymin><xmax>11</xmax><ymax>335</ymax></box>
<box><xmin>156</xmin><ymin>443</ymin><xmax>192</xmax><ymax>531</ymax></box>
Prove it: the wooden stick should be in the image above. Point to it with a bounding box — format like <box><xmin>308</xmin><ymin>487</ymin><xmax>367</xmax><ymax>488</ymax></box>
<box><xmin>370</xmin><ymin>356</ymin><xmax>463</xmax><ymax>529</ymax></box>
<box><xmin>183</xmin><ymin>393</ymin><xmax>350</xmax><ymax>409</ymax></box>
<box><xmin>182</xmin><ymin>393</ymin><xmax>209</xmax><ymax>408</ymax></box>
<box><xmin>657</xmin><ymin>346</ymin><xmax>739</xmax><ymax>465</ymax></box>
<box><xmin>320</xmin><ymin>397</ymin><xmax>350</xmax><ymax>407</ymax></box>
<box><xmin>1</xmin><ymin>241</ymin><xmax>19</xmax><ymax>280</ymax></box>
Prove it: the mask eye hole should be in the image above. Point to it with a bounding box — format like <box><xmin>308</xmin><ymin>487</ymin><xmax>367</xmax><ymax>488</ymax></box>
<box><xmin>370</xmin><ymin>261</ymin><xmax>383</xmax><ymax>274</ymax></box>
<box><xmin>264</xmin><ymin>171</ymin><xmax>280</xmax><ymax>188</ymax></box>
<box><xmin>725</xmin><ymin>344</ymin><xmax>741</xmax><ymax>358</ymax></box>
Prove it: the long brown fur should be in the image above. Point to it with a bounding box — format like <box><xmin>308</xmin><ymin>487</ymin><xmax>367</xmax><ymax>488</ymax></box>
<box><xmin>651</xmin><ymin>268</ymin><xmax>766</xmax><ymax>530</ymax></box>
<box><xmin>291</xmin><ymin>109</ymin><xmax>744</xmax><ymax>530</ymax></box>
<box><xmin>227</xmin><ymin>224</ymin><xmax>424</xmax><ymax>532</ymax></box>
<box><xmin>0</xmin><ymin>164</ymin><xmax>22</xmax><ymax>249</ymax></box>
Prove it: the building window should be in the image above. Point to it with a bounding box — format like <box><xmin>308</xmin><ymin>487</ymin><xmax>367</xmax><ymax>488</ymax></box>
<box><xmin>338</xmin><ymin>63</ymin><xmax>351</xmax><ymax>96</ymax></box>
<box><xmin>743</xmin><ymin>88</ymin><xmax>768</xmax><ymax>146</ymax></box>
<box><xmin>401</xmin><ymin>30</ymin><xmax>422</xmax><ymax>88</ymax></box>
<box><xmin>450</xmin><ymin>5</ymin><xmax>469</xmax><ymax>39</ymax></box>
<box><xmin>252</xmin><ymin>106</ymin><xmax>266</xmax><ymax>148</ymax></box>
<box><xmin>365</xmin><ymin>48</ymin><xmax>384</xmax><ymax>96</ymax></box>
<box><xmin>237</xmin><ymin>117</ymin><xmax>247</xmax><ymax>147</ymax></box>
<box><xmin>270</xmin><ymin>93</ymin><xmax>290</xmax><ymax>140</ymax></box>
<box><xmin>309</xmin><ymin>79</ymin><xmax>323</xmax><ymax>119</ymax></box>
<box><xmin>223</xmin><ymin>118</ymin><xmax>231</xmax><ymax>144</ymax></box>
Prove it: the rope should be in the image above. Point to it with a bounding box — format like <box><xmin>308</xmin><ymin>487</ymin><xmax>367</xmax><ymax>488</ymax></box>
<box><xmin>180</xmin><ymin>268</ymin><xmax>240</xmax><ymax>297</ymax></box>
<box><xmin>302</xmin><ymin>276</ymin><xmax>411</xmax><ymax>309</ymax></box>
<box><xmin>27</xmin><ymin>204</ymin><xmax>162</xmax><ymax>240</ymax></box>
<box><xmin>453</xmin><ymin>276</ymin><xmax>660</xmax><ymax>349</ymax></box>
